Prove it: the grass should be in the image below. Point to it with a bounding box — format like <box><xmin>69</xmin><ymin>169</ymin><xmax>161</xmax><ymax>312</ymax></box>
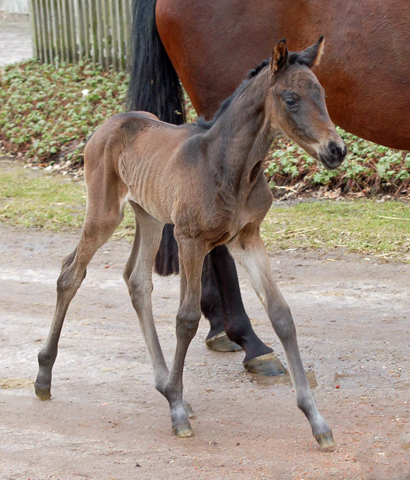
<box><xmin>1</xmin><ymin>162</ymin><xmax>409</xmax><ymax>261</ymax></box>
<box><xmin>262</xmin><ymin>201</ymin><xmax>410</xmax><ymax>261</ymax></box>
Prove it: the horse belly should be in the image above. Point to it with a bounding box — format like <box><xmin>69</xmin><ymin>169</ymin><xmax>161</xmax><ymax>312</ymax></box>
<box><xmin>128</xmin><ymin>174</ymin><xmax>174</xmax><ymax>225</ymax></box>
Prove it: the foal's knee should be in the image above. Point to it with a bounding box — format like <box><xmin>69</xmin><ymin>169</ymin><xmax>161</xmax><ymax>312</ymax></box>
<box><xmin>56</xmin><ymin>248</ymin><xmax>85</xmax><ymax>295</ymax></box>
<box><xmin>176</xmin><ymin>308</ymin><xmax>201</xmax><ymax>339</ymax></box>
<box><xmin>128</xmin><ymin>274</ymin><xmax>153</xmax><ymax>301</ymax></box>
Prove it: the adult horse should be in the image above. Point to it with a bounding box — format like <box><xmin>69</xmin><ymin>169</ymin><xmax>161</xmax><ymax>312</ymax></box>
<box><xmin>128</xmin><ymin>0</ymin><xmax>409</xmax><ymax>376</ymax></box>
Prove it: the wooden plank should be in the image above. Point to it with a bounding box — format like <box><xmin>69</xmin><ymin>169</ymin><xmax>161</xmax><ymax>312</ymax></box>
<box><xmin>32</xmin><ymin>0</ymin><xmax>42</xmax><ymax>60</ymax></box>
<box><xmin>119</xmin><ymin>0</ymin><xmax>127</xmax><ymax>70</ymax></box>
<box><xmin>101</xmin><ymin>0</ymin><xmax>110</xmax><ymax>68</ymax></box>
<box><xmin>56</xmin><ymin>0</ymin><xmax>66</xmax><ymax>63</ymax></box>
<box><xmin>44</xmin><ymin>0</ymin><xmax>54</xmax><ymax>62</ymax></box>
<box><xmin>74</xmin><ymin>0</ymin><xmax>84</xmax><ymax>61</ymax></box>
<box><xmin>114</xmin><ymin>0</ymin><xmax>123</xmax><ymax>70</ymax></box>
<box><xmin>95</xmin><ymin>0</ymin><xmax>104</xmax><ymax>66</ymax></box>
<box><xmin>80</xmin><ymin>0</ymin><xmax>90</xmax><ymax>61</ymax></box>
<box><xmin>88</xmin><ymin>0</ymin><xmax>98</xmax><ymax>63</ymax></box>
<box><xmin>109</xmin><ymin>0</ymin><xmax>118</xmax><ymax>70</ymax></box>
<box><xmin>61</xmin><ymin>0</ymin><xmax>70</xmax><ymax>63</ymax></box>
<box><xmin>39</xmin><ymin>0</ymin><xmax>50</xmax><ymax>62</ymax></box>
<box><xmin>51</xmin><ymin>0</ymin><xmax>60</xmax><ymax>63</ymax></box>
<box><xmin>67</xmin><ymin>0</ymin><xmax>78</xmax><ymax>62</ymax></box>
<box><xmin>124</xmin><ymin>0</ymin><xmax>132</xmax><ymax>68</ymax></box>
<box><xmin>121</xmin><ymin>0</ymin><xmax>127</xmax><ymax>70</ymax></box>
<box><xmin>36</xmin><ymin>0</ymin><xmax>44</xmax><ymax>62</ymax></box>
<box><xmin>28</xmin><ymin>0</ymin><xmax>39</xmax><ymax>58</ymax></box>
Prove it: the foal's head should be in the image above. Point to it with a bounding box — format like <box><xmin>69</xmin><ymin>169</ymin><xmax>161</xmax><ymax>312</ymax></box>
<box><xmin>267</xmin><ymin>37</ymin><xmax>346</xmax><ymax>169</ymax></box>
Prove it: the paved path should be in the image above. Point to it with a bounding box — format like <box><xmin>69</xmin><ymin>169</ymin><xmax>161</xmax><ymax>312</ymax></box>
<box><xmin>0</xmin><ymin>17</ymin><xmax>32</xmax><ymax>66</ymax></box>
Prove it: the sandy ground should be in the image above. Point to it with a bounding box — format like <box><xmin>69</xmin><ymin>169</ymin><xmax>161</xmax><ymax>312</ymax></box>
<box><xmin>0</xmin><ymin>224</ymin><xmax>409</xmax><ymax>480</ymax></box>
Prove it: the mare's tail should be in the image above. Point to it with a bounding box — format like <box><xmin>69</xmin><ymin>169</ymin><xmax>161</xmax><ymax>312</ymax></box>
<box><xmin>127</xmin><ymin>0</ymin><xmax>184</xmax><ymax>275</ymax></box>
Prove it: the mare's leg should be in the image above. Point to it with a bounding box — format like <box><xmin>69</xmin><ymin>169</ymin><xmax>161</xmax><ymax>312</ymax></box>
<box><xmin>156</xmin><ymin>225</ymin><xmax>285</xmax><ymax>375</ymax></box>
<box><xmin>209</xmin><ymin>246</ymin><xmax>286</xmax><ymax>375</ymax></box>
<box><xmin>125</xmin><ymin>203</ymin><xmax>194</xmax><ymax>424</ymax></box>
<box><xmin>201</xmin><ymin>252</ymin><xmax>242</xmax><ymax>352</ymax></box>
<box><xmin>228</xmin><ymin>229</ymin><xmax>334</xmax><ymax>448</ymax></box>
<box><xmin>163</xmin><ymin>234</ymin><xmax>207</xmax><ymax>437</ymax></box>
<box><xmin>35</xmin><ymin>193</ymin><xmax>125</xmax><ymax>400</ymax></box>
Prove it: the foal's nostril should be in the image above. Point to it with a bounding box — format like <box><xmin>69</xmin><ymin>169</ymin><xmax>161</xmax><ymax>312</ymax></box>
<box><xmin>328</xmin><ymin>142</ymin><xmax>338</xmax><ymax>157</ymax></box>
<box><xmin>327</xmin><ymin>142</ymin><xmax>347</xmax><ymax>161</ymax></box>
<box><xmin>320</xmin><ymin>141</ymin><xmax>347</xmax><ymax>169</ymax></box>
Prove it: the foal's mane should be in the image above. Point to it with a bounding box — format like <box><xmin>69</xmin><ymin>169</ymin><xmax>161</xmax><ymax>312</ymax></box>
<box><xmin>195</xmin><ymin>50</ymin><xmax>312</xmax><ymax>130</ymax></box>
<box><xmin>196</xmin><ymin>58</ymin><xmax>271</xmax><ymax>130</ymax></box>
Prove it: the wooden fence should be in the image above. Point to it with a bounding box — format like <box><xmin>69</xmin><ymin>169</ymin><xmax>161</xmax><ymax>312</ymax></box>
<box><xmin>29</xmin><ymin>0</ymin><xmax>132</xmax><ymax>70</ymax></box>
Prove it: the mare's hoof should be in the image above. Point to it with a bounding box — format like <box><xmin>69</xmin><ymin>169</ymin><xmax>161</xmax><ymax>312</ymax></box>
<box><xmin>315</xmin><ymin>431</ymin><xmax>335</xmax><ymax>449</ymax></box>
<box><xmin>35</xmin><ymin>383</ymin><xmax>51</xmax><ymax>400</ymax></box>
<box><xmin>184</xmin><ymin>402</ymin><xmax>195</xmax><ymax>419</ymax></box>
<box><xmin>205</xmin><ymin>331</ymin><xmax>243</xmax><ymax>352</ymax></box>
<box><xmin>174</xmin><ymin>423</ymin><xmax>194</xmax><ymax>438</ymax></box>
<box><xmin>243</xmin><ymin>352</ymin><xmax>287</xmax><ymax>376</ymax></box>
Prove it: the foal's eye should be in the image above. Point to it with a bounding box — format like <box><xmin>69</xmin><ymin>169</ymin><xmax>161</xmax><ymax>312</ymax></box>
<box><xmin>285</xmin><ymin>99</ymin><xmax>296</xmax><ymax>108</ymax></box>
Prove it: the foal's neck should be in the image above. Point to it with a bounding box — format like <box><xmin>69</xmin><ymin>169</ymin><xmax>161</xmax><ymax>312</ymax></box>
<box><xmin>206</xmin><ymin>67</ymin><xmax>275</xmax><ymax>187</ymax></box>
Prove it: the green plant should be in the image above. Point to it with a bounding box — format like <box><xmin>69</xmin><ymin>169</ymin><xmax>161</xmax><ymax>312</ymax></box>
<box><xmin>0</xmin><ymin>60</ymin><xmax>128</xmax><ymax>166</ymax></box>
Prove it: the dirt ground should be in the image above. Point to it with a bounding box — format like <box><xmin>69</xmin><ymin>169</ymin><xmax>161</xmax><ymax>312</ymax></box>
<box><xmin>0</xmin><ymin>224</ymin><xmax>409</xmax><ymax>480</ymax></box>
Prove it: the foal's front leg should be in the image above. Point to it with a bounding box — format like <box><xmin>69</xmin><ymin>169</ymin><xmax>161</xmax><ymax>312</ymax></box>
<box><xmin>228</xmin><ymin>230</ymin><xmax>334</xmax><ymax>448</ymax></box>
<box><xmin>163</xmin><ymin>235</ymin><xmax>207</xmax><ymax>437</ymax></box>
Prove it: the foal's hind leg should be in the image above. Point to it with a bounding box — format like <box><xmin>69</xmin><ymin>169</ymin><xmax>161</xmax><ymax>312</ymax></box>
<box><xmin>228</xmin><ymin>228</ymin><xmax>334</xmax><ymax>449</ymax></box>
<box><xmin>125</xmin><ymin>203</ymin><xmax>169</xmax><ymax>391</ymax></box>
<box><xmin>35</xmin><ymin>194</ymin><xmax>125</xmax><ymax>400</ymax></box>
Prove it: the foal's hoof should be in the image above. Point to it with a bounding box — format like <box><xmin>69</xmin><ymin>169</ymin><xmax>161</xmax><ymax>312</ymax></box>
<box><xmin>34</xmin><ymin>383</ymin><xmax>51</xmax><ymax>400</ymax></box>
<box><xmin>243</xmin><ymin>352</ymin><xmax>287</xmax><ymax>376</ymax></box>
<box><xmin>205</xmin><ymin>331</ymin><xmax>243</xmax><ymax>352</ymax></box>
<box><xmin>174</xmin><ymin>423</ymin><xmax>194</xmax><ymax>438</ymax></box>
<box><xmin>315</xmin><ymin>431</ymin><xmax>335</xmax><ymax>449</ymax></box>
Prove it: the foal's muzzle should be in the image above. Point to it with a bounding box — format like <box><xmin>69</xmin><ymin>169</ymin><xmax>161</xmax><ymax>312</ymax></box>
<box><xmin>319</xmin><ymin>142</ymin><xmax>347</xmax><ymax>170</ymax></box>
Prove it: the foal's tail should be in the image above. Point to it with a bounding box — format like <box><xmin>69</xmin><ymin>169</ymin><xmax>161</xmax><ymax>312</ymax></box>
<box><xmin>127</xmin><ymin>0</ymin><xmax>183</xmax><ymax>275</ymax></box>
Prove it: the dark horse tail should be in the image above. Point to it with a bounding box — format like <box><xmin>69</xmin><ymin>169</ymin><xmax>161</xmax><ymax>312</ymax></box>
<box><xmin>128</xmin><ymin>0</ymin><xmax>184</xmax><ymax>275</ymax></box>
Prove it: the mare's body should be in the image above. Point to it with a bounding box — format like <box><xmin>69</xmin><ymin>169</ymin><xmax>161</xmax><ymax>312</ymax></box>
<box><xmin>156</xmin><ymin>0</ymin><xmax>410</xmax><ymax>150</ymax></box>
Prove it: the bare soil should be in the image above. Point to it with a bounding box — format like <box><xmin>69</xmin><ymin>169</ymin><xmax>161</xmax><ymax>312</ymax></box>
<box><xmin>0</xmin><ymin>225</ymin><xmax>409</xmax><ymax>480</ymax></box>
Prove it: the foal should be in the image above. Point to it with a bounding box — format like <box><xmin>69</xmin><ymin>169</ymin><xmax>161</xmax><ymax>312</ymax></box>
<box><xmin>35</xmin><ymin>38</ymin><xmax>346</xmax><ymax>447</ymax></box>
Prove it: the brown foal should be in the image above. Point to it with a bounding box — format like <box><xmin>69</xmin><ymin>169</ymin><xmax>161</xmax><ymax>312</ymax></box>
<box><xmin>35</xmin><ymin>38</ymin><xmax>346</xmax><ymax>447</ymax></box>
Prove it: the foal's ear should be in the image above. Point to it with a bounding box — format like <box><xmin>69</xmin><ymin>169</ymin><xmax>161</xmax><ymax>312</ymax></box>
<box><xmin>271</xmin><ymin>39</ymin><xmax>288</xmax><ymax>75</ymax></box>
<box><xmin>297</xmin><ymin>36</ymin><xmax>325</xmax><ymax>68</ymax></box>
